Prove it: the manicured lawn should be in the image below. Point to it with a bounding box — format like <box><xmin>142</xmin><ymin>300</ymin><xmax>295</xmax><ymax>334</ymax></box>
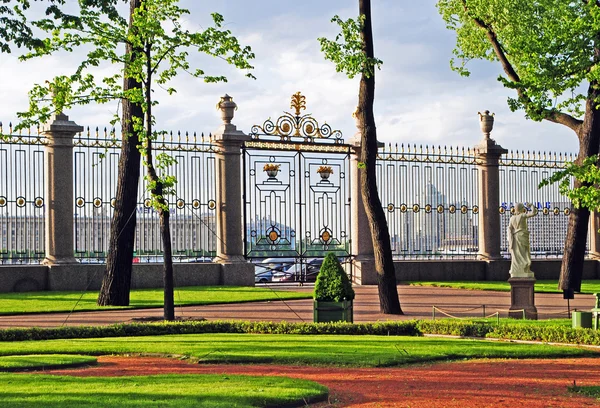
<box><xmin>0</xmin><ymin>373</ymin><xmax>328</xmax><ymax>408</ymax></box>
<box><xmin>0</xmin><ymin>286</ymin><xmax>311</xmax><ymax>315</ymax></box>
<box><xmin>570</xmin><ymin>385</ymin><xmax>600</xmax><ymax>400</ymax></box>
<box><xmin>407</xmin><ymin>280</ymin><xmax>600</xmax><ymax>294</ymax></box>
<box><xmin>0</xmin><ymin>354</ymin><xmax>96</xmax><ymax>370</ymax></box>
<box><xmin>0</xmin><ymin>333</ymin><xmax>595</xmax><ymax>367</ymax></box>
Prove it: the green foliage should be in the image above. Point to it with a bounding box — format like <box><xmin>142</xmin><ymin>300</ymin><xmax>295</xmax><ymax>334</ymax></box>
<box><xmin>539</xmin><ymin>155</ymin><xmax>600</xmax><ymax>212</ymax></box>
<box><xmin>0</xmin><ymin>320</ymin><xmax>419</xmax><ymax>342</ymax></box>
<box><xmin>314</xmin><ymin>253</ymin><xmax>355</xmax><ymax>302</ymax></box>
<box><xmin>0</xmin><ymin>373</ymin><xmax>328</xmax><ymax>408</ymax></box>
<box><xmin>436</xmin><ymin>0</ymin><xmax>600</xmax><ymax>121</ymax></box>
<box><xmin>317</xmin><ymin>14</ymin><xmax>382</xmax><ymax>79</ymax></box>
<box><xmin>14</xmin><ymin>0</ymin><xmax>255</xmax><ymax>217</ymax></box>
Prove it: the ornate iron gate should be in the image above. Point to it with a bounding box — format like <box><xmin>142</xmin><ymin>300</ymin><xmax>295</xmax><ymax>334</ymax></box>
<box><xmin>243</xmin><ymin>93</ymin><xmax>352</xmax><ymax>281</ymax></box>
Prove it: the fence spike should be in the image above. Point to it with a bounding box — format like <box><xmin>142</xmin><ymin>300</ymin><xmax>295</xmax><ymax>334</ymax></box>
<box><xmin>185</xmin><ymin>131</ymin><xmax>189</xmax><ymax>143</ymax></box>
<box><xmin>169</xmin><ymin>130</ymin><xmax>173</xmax><ymax>142</ymax></box>
<box><xmin>194</xmin><ymin>131</ymin><xmax>197</xmax><ymax>144</ymax></box>
<box><xmin>177</xmin><ymin>130</ymin><xmax>181</xmax><ymax>144</ymax></box>
<box><xmin>9</xmin><ymin>122</ymin><xmax>13</xmax><ymax>134</ymax></box>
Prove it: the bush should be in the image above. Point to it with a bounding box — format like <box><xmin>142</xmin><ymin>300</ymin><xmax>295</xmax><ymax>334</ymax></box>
<box><xmin>313</xmin><ymin>253</ymin><xmax>355</xmax><ymax>302</ymax></box>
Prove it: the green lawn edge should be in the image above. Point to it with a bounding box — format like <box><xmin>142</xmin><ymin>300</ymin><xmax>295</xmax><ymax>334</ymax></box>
<box><xmin>0</xmin><ymin>373</ymin><xmax>329</xmax><ymax>408</ymax></box>
<box><xmin>404</xmin><ymin>280</ymin><xmax>600</xmax><ymax>294</ymax></box>
<box><xmin>0</xmin><ymin>286</ymin><xmax>311</xmax><ymax>316</ymax></box>
<box><xmin>0</xmin><ymin>354</ymin><xmax>97</xmax><ymax>371</ymax></box>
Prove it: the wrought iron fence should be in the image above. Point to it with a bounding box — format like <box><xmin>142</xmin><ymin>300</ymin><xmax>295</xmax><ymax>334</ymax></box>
<box><xmin>73</xmin><ymin>128</ymin><xmax>217</xmax><ymax>262</ymax></box>
<box><xmin>0</xmin><ymin>122</ymin><xmax>217</xmax><ymax>264</ymax></box>
<box><xmin>0</xmin><ymin>123</ymin><xmax>46</xmax><ymax>264</ymax></box>
<box><xmin>499</xmin><ymin>150</ymin><xmax>589</xmax><ymax>258</ymax></box>
<box><xmin>376</xmin><ymin>144</ymin><xmax>479</xmax><ymax>259</ymax></box>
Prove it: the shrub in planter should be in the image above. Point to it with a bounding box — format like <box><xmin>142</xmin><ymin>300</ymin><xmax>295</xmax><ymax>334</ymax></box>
<box><xmin>313</xmin><ymin>253</ymin><xmax>355</xmax><ymax>323</ymax></box>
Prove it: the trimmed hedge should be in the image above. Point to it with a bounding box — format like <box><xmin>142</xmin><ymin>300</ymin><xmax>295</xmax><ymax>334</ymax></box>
<box><xmin>0</xmin><ymin>320</ymin><xmax>419</xmax><ymax>342</ymax></box>
<box><xmin>2</xmin><ymin>319</ymin><xmax>600</xmax><ymax>346</ymax></box>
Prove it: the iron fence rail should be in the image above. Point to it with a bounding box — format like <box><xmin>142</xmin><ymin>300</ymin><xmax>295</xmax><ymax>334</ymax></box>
<box><xmin>0</xmin><ymin>129</ymin><xmax>46</xmax><ymax>263</ymax></box>
<box><xmin>73</xmin><ymin>128</ymin><xmax>217</xmax><ymax>262</ymax></box>
<box><xmin>376</xmin><ymin>144</ymin><xmax>479</xmax><ymax>259</ymax></box>
<box><xmin>498</xmin><ymin>150</ymin><xmax>589</xmax><ymax>258</ymax></box>
<box><xmin>0</xmin><ymin>125</ymin><xmax>217</xmax><ymax>264</ymax></box>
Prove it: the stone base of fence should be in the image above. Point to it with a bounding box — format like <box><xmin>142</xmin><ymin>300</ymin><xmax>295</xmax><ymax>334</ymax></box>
<box><xmin>349</xmin><ymin>257</ymin><xmax>378</xmax><ymax>285</ymax></box>
<box><xmin>0</xmin><ymin>263</ymin><xmax>253</xmax><ymax>293</ymax></box>
<box><xmin>393</xmin><ymin>259</ymin><xmax>599</xmax><ymax>283</ymax></box>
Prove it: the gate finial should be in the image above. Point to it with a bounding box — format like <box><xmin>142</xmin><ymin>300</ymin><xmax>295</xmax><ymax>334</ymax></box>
<box><xmin>290</xmin><ymin>92</ymin><xmax>306</xmax><ymax>117</ymax></box>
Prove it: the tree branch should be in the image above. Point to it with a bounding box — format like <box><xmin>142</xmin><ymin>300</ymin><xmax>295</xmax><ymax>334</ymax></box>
<box><xmin>461</xmin><ymin>0</ymin><xmax>583</xmax><ymax>132</ymax></box>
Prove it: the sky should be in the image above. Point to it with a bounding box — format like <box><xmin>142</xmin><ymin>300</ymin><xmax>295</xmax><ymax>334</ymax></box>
<box><xmin>0</xmin><ymin>0</ymin><xmax>580</xmax><ymax>154</ymax></box>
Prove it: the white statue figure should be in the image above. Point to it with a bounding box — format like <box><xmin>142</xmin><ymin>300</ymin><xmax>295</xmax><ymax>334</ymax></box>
<box><xmin>507</xmin><ymin>202</ymin><xmax>538</xmax><ymax>278</ymax></box>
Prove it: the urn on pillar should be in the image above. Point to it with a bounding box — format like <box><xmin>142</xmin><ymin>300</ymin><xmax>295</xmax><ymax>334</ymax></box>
<box><xmin>478</xmin><ymin>110</ymin><xmax>495</xmax><ymax>139</ymax></box>
<box><xmin>217</xmin><ymin>94</ymin><xmax>237</xmax><ymax>124</ymax></box>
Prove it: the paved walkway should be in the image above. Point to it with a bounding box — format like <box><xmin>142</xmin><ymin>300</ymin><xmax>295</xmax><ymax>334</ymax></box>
<box><xmin>0</xmin><ymin>285</ymin><xmax>592</xmax><ymax>328</ymax></box>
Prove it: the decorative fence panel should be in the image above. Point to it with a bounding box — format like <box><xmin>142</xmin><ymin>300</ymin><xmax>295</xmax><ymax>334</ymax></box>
<box><xmin>376</xmin><ymin>145</ymin><xmax>479</xmax><ymax>259</ymax></box>
<box><xmin>73</xmin><ymin>129</ymin><xmax>217</xmax><ymax>262</ymax></box>
<box><xmin>0</xmin><ymin>125</ymin><xmax>45</xmax><ymax>264</ymax></box>
<box><xmin>499</xmin><ymin>150</ymin><xmax>588</xmax><ymax>258</ymax></box>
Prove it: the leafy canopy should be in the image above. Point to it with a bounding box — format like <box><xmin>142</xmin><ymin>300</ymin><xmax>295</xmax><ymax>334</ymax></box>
<box><xmin>15</xmin><ymin>0</ymin><xmax>254</xmax><ymax>212</ymax></box>
<box><xmin>17</xmin><ymin>0</ymin><xmax>255</xmax><ymax>128</ymax></box>
<box><xmin>539</xmin><ymin>155</ymin><xmax>600</xmax><ymax>212</ymax></box>
<box><xmin>317</xmin><ymin>14</ymin><xmax>382</xmax><ymax>79</ymax></box>
<box><xmin>437</xmin><ymin>0</ymin><xmax>600</xmax><ymax>121</ymax></box>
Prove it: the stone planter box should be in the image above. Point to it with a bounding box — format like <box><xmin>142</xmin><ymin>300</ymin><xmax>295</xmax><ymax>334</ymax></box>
<box><xmin>313</xmin><ymin>300</ymin><xmax>353</xmax><ymax>323</ymax></box>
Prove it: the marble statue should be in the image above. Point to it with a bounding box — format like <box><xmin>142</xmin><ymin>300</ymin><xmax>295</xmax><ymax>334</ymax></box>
<box><xmin>507</xmin><ymin>202</ymin><xmax>538</xmax><ymax>278</ymax></box>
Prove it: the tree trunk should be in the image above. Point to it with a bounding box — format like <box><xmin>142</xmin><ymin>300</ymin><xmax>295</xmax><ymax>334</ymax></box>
<box><xmin>160</xmin><ymin>208</ymin><xmax>175</xmax><ymax>320</ymax></box>
<box><xmin>143</xmin><ymin>41</ymin><xmax>175</xmax><ymax>321</ymax></box>
<box><xmin>357</xmin><ymin>0</ymin><xmax>402</xmax><ymax>314</ymax></box>
<box><xmin>559</xmin><ymin>82</ymin><xmax>600</xmax><ymax>292</ymax></box>
<box><xmin>97</xmin><ymin>0</ymin><xmax>143</xmax><ymax>306</ymax></box>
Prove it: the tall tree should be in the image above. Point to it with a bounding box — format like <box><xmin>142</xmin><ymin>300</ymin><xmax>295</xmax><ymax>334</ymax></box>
<box><xmin>17</xmin><ymin>0</ymin><xmax>254</xmax><ymax>318</ymax></box>
<box><xmin>319</xmin><ymin>0</ymin><xmax>402</xmax><ymax>314</ymax></box>
<box><xmin>98</xmin><ymin>0</ymin><xmax>143</xmax><ymax>307</ymax></box>
<box><xmin>437</xmin><ymin>0</ymin><xmax>600</xmax><ymax>292</ymax></box>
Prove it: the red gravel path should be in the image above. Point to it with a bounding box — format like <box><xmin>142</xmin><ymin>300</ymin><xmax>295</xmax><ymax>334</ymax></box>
<box><xmin>41</xmin><ymin>356</ymin><xmax>600</xmax><ymax>407</ymax></box>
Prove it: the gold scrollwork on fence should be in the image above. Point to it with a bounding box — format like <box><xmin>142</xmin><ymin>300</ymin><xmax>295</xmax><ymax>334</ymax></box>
<box><xmin>250</xmin><ymin>92</ymin><xmax>343</xmax><ymax>144</ymax></box>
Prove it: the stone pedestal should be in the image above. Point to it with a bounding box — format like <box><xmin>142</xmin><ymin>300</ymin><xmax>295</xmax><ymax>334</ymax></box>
<box><xmin>508</xmin><ymin>277</ymin><xmax>538</xmax><ymax>319</ymax></box>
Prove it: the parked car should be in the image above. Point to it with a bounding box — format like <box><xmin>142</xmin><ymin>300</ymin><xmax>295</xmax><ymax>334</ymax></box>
<box><xmin>272</xmin><ymin>258</ymin><xmax>324</xmax><ymax>283</ymax></box>
<box><xmin>255</xmin><ymin>259</ymin><xmax>294</xmax><ymax>283</ymax></box>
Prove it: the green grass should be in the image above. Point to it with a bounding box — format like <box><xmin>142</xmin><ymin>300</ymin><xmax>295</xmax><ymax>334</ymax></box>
<box><xmin>0</xmin><ymin>333</ymin><xmax>595</xmax><ymax>367</ymax></box>
<box><xmin>0</xmin><ymin>373</ymin><xmax>328</xmax><ymax>408</ymax></box>
<box><xmin>569</xmin><ymin>384</ymin><xmax>600</xmax><ymax>400</ymax></box>
<box><xmin>0</xmin><ymin>354</ymin><xmax>96</xmax><ymax>370</ymax></box>
<box><xmin>406</xmin><ymin>280</ymin><xmax>600</xmax><ymax>294</ymax></box>
<box><xmin>0</xmin><ymin>286</ymin><xmax>310</xmax><ymax>315</ymax></box>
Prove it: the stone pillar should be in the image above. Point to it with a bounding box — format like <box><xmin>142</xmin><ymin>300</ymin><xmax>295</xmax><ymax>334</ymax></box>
<box><xmin>348</xmin><ymin>127</ymin><xmax>385</xmax><ymax>285</ymax></box>
<box><xmin>588</xmin><ymin>212</ymin><xmax>600</xmax><ymax>259</ymax></box>
<box><xmin>213</xmin><ymin>95</ymin><xmax>254</xmax><ymax>285</ymax></box>
<box><xmin>475</xmin><ymin>111</ymin><xmax>507</xmax><ymax>261</ymax></box>
<box><xmin>42</xmin><ymin>113</ymin><xmax>83</xmax><ymax>265</ymax></box>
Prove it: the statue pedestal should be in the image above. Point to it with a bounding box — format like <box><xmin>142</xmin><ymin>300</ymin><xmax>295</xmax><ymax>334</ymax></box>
<box><xmin>508</xmin><ymin>278</ymin><xmax>538</xmax><ymax>320</ymax></box>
